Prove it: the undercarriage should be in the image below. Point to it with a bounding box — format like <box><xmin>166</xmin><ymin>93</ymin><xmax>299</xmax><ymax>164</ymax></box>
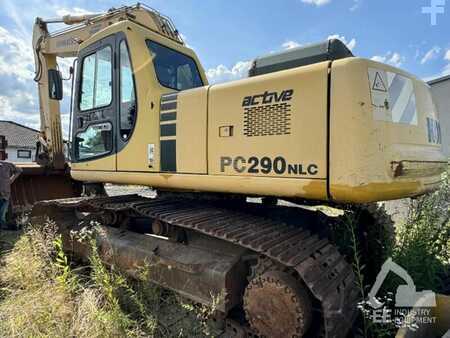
<box><xmin>32</xmin><ymin>193</ymin><xmax>366</xmax><ymax>338</ymax></box>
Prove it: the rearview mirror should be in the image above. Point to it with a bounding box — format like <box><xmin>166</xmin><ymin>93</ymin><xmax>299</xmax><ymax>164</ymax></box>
<box><xmin>48</xmin><ymin>69</ymin><xmax>63</xmax><ymax>100</ymax></box>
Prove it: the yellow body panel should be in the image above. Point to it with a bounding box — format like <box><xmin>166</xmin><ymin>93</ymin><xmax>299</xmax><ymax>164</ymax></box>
<box><xmin>71</xmin><ymin>21</ymin><xmax>446</xmax><ymax>203</ymax></box>
<box><xmin>330</xmin><ymin>58</ymin><xmax>446</xmax><ymax>202</ymax></box>
<box><xmin>73</xmin><ymin>152</ymin><xmax>116</xmax><ymax>172</ymax></box>
<box><xmin>176</xmin><ymin>88</ymin><xmax>208</xmax><ymax>174</ymax></box>
<box><xmin>208</xmin><ymin>62</ymin><xmax>328</xmax><ymax>179</ymax></box>
<box><xmin>72</xmin><ymin>170</ymin><xmax>327</xmax><ymax>199</ymax></box>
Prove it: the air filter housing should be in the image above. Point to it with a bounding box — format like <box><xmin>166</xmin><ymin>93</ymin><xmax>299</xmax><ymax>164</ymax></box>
<box><xmin>248</xmin><ymin>39</ymin><xmax>354</xmax><ymax>77</ymax></box>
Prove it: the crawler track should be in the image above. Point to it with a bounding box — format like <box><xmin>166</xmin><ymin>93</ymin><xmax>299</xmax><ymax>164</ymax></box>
<box><xmin>36</xmin><ymin>194</ymin><xmax>360</xmax><ymax>338</ymax></box>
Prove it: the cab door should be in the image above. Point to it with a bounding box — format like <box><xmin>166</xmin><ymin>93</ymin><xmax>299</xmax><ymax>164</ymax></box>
<box><xmin>71</xmin><ymin>35</ymin><xmax>117</xmax><ymax>171</ymax></box>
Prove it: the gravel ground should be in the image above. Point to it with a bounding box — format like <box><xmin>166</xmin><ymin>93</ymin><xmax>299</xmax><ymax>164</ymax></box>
<box><xmin>104</xmin><ymin>184</ymin><xmax>410</xmax><ymax>225</ymax></box>
<box><xmin>104</xmin><ymin>183</ymin><xmax>156</xmax><ymax>198</ymax></box>
<box><xmin>382</xmin><ymin>199</ymin><xmax>411</xmax><ymax>225</ymax></box>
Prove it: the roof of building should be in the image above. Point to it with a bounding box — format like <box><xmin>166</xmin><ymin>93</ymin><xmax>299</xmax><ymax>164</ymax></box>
<box><xmin>0</xmin><ymin>121</ymin><xmax>38</xmax><ymax>148</ymax></box>
<box><xmin>428</xmin><ymin>74</ymin><xmax>450</xmax><ymax>86</ymax></box>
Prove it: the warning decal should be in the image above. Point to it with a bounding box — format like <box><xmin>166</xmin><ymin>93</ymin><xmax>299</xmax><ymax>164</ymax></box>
<box><xmin>368</xmin><ymin>68</ymin><xmax>418</xmax><ymax>126</ymax></box>
<box><xmin>372</xmin><ymin>72</ymin><xmax>387</xmax><ymax>92</ymax></box>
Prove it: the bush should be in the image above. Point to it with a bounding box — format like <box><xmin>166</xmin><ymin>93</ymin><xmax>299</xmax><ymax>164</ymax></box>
<box><xmin>393</xmin><ymin>172</ymin><xmax>450</xmax><ymax>292</ymax></box>
<box><xmin>333</xmin><ymin>172</ymin><xmax>449</xmax><ymax>338</ymax></box>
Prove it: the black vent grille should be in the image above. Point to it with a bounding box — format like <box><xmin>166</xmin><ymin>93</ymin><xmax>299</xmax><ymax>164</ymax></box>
<box><xmin>243</xmin><ymin>103</ymin><xmax>292</xmax><ymax>137</ymax></box>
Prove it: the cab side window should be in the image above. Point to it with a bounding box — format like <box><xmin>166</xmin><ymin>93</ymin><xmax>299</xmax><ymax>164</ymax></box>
<box><xmin>119</xmin><ymin>40</ymin><xmax>137</xmax><ymax>140</ymax></box>
<box><xmin>80</xmin><ymin>46</ymin><xmax>112</xmax><ymax>111</ymax></box>
<box><xmin>146</xmin><ymin>40</ymin><xmax>203</xmax><ymax>91</ymax></box>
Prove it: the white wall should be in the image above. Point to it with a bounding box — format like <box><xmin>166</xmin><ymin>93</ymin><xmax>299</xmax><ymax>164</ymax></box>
<box><xmin>6</xmin><ymin>146</ymin><xmax>36</xmax><ymax>163</ymax></box>
<box><xmin>430</xmin><ymin>80</ymin><xmax>450</xmax><ymax>158</ymax></box>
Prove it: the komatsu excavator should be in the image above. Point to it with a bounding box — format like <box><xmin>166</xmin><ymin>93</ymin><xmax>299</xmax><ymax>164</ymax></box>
<box><xmin>22</xmin><ymin>3</ymin><xmax>447</xmax><ymax>338</ymax></box>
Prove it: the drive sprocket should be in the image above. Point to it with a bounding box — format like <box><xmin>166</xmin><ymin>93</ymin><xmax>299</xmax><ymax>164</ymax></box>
<box><xmin>244</xmin><ymin>270</ymin><xmax>312</xmax><ymax>337</ymax></box>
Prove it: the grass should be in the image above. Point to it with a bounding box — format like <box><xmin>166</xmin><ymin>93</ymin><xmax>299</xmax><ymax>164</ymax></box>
<box><xmin>0</xmin><ymin>220</ymin><xmax>219</xmax><ymax>338</ymax></box>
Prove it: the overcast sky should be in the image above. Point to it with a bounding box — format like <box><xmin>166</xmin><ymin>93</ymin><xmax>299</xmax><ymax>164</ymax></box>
<box><xmin>0</xmin><ymin>0</ymin><xmax>449</xmax><ymax>133</ymax></box>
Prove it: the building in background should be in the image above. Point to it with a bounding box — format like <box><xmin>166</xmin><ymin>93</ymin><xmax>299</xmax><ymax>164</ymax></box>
<box><xmin>0</xmin><ymin>121</ymin><xmax>38</xmax><ymax>162</ymax></box>
<box><xmin>428</xmin><ymin>75</ymin><xmax>450</xmax><ymax>158</ymax></box>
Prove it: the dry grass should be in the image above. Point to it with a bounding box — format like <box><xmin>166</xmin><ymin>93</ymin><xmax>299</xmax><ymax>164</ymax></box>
<box><xmin>0</xmin><ymin>223</ymin><xmax>75</xmax><ymax>337</ymax></box>
<box><xmin>0</xmin><ymin>221</ymin><xmax>219</xmax><ymax>338</ymax></box>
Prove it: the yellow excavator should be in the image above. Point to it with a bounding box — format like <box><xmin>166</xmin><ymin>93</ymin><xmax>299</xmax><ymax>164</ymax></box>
<box><xmin>17</xmin><ymin>3</ymin><xmax>447</xmax><ymax>337</ymax></box>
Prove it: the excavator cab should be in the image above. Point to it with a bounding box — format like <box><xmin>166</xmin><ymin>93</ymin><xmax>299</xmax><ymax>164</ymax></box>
<box><xmin>70</xmin><ymin>21</ymin><xmax>206</xmax><ymax>175</ymax></box>
<box><xmin>12</xmin><ymin>4</ymin><xmax>206</xmax><ymax>211</ymax></box>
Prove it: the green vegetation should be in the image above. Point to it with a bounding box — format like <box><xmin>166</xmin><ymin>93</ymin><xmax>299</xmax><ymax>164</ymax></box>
<box><xmin>394</xmin><ymin>172</ymin><xmax>449</xmax><ymax>292</ymax></box>
<box><xmin>341</xmin><ymin>172</ymin><xmax>450</xmax><ymax>338</ymax></box>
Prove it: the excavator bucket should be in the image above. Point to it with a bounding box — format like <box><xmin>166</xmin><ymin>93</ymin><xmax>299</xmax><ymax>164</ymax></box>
<box><xmin>11</xmin><ymin>164</ymin><xmax>82</xmax><ymax>213</ymax></box>
<box><xmin>0</xmin><ymin>135</ymin><xmax>80</xmax><ymax>215</ymax></box>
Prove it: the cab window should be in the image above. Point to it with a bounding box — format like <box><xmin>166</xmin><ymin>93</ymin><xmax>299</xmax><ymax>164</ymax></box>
<box><xmin>75</xmin><ymin>123</ymin><xmax>113</xmax><ymax>160</ymax></box>
<box><xmin>119</xmin><ymin>40</ymin><xmax>137</xmax><ymax>141</ymax></box>
<box><xmin>146</xmin><ymin>40</ymin><xmax>203</xmax><ymax>91</ymax></box>
<box><xmin>80</xmin><ymin>46</ymin><xmax>113</xmax><ymax>111</ymax></box>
